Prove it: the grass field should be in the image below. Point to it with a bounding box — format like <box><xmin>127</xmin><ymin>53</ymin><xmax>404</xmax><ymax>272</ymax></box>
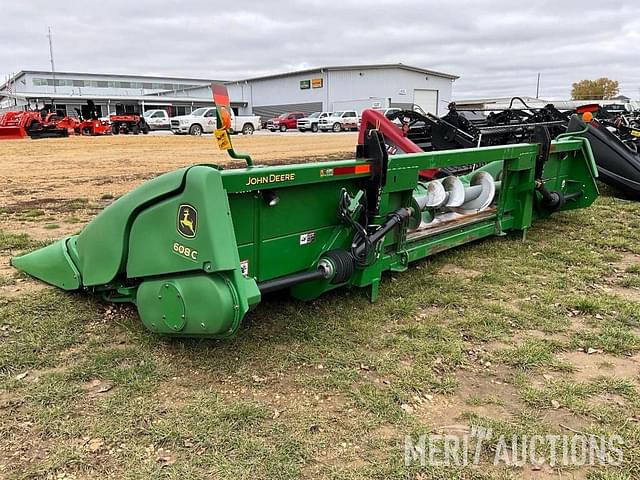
<box><xmin>1</xmin><ymin>134</ymin><xmax>640</xmax><ymax>479</ymax></box>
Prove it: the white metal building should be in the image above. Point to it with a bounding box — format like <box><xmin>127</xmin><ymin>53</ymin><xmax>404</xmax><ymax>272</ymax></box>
<box><xmin>187</xmin><ymin>64</ymin><xmax>458</xmax><ymax>117</ymax></box>
<box><xmin>0</xmin><ymin>64</ymin><xmax>458</xmax><ymax>118</ymax></box>
<box><xmin>0</xmin><ymin>71</ymin><xmax>226</xmax><ymax>117</ymax></box>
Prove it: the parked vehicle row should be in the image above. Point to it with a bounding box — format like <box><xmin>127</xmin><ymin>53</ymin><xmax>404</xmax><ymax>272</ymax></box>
<box><xmin>263</xmin><ymin>108</ymin><xmax>402</xmax><ymax>134</ymax></box>
<box><xmin>0</xmin><ymin>105</ymin><xmax>402</xmax><ymax>140</ymax></box>
<box><xmin>170</xmin><ymin>107</ymin><xmax>261</xmax><ymax>136</ymax></box>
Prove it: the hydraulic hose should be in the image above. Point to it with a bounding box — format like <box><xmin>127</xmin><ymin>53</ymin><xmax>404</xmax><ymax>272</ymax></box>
<box><xmin>353</xmin><ymin>207</ymin><xmax>412</xmax><ymax>259</ymax></box>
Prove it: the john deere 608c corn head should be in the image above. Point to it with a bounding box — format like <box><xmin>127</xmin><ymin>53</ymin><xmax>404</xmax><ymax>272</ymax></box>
<box><xmin>11</xmin><ymin>86</ymin><xmax>599</xmax><ymax>338</ymax></box>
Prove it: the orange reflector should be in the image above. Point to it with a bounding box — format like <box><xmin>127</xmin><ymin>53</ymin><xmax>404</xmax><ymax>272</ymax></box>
<box><xmin>334</xmin><ymin>164</ymin><xmax>371</xmax><ymax>176</ymax></box>
<box><xmin>582</xmin><ymin>112</ymin><xmax>594</xmax><ymax>123</ymax></box>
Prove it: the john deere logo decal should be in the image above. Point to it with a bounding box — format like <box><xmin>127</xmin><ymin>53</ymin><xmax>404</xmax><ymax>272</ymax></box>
<box><xmin>177</xmin><ymin>204</ymin><xmax>197</xmax><ymax>238</ymax></box>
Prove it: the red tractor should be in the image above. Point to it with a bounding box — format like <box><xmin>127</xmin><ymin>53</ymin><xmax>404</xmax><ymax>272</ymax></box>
<box><xmin>110</xmin><ymin>114</ymin><xmax>150</xmax><ymax>135</ymax></box>
<box><xmin>0</xmin><ymin>111</ymin><xmax>70</xmax><ymax>140</ymax></box>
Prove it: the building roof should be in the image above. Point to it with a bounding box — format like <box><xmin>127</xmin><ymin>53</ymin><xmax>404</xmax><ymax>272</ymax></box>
<box><xmin>452</xmin><ymin>96</ymin><xmax>639</xmax><ymax>111</ymax></box>
<box><xmin>453</xmin><ymin>96</ymin><xmax>542</xmax><ymax>105</ymax></box>
<box><xmin>0</xmin><ymin>91</ymin><xmax>246</xmax><ymax>106</ymax></box>
<box><xmin>1</xmin><ymin>62</ymin><xmax>458</xmax><ymax>95</ymax></box>
<box><xmin>230</xmin><ymin>63</ymin><xmax>459</xmax><ymax>82</ymax></box>
<box><xmin>3</xmin><ymin>70</ymin><xmax>221</xmax><ymax>84</ymax></box>
<box><xmin>612</xmin><ymin>95</ymin><xmax>631</xmax><ymax>101</ymax></box>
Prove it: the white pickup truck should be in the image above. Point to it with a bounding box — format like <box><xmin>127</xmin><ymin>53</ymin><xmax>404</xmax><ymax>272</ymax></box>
<box><xmin>171</xmin><ymin>107</ymin><xmax>261</xmax><ymax>136</ymax></box>
<box><xmin>297</xmin><ymin>112</ymin><xmax>331</xmax><ymax>132</ymax></box>
<box><xmin>143</xmin><ymin>109</ymin><xmax>171</xmax><ymax>130</ymax></box>
<box><xmin>318</xmin><ymin>110</ymin><xmax>359</xmax><ymax>132</ymax></box>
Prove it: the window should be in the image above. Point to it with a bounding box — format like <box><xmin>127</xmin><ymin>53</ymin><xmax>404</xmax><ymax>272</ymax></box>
<box><xmin>131</xmin><ymin>82</ymin><xmax>143</xmax><ymax>89</ymax></box>
<box><xmin>151</xmin><ymin>83</ymin><xmax>163</xmax><ymax>90</ymax></box>
<box><xmin>204</xmin><ymin>109</ymin><xmax>217</xmax><ymax>117</ymax></box>
<box><xmin>97</xmin><ymin>81</ymin><xmax>108</xmax><ymax>88</ymax></box>
<box><xmin>73</xmin><ymin>80</ymin><xmax>84</xmax><ymax>87</ymax></box>
<box><xmin>33</xmin><ymin>78</ymin><xmax>48</xmax><ymax>86</ymax></box>
<box><xmin>120</xmin><ymin>82</ymin><xmax>131</xmax><ymax>89</ymax></box>
<box><xmin>142</xmin><ymin>82</ymin><xmax>152</xmax><ymax>89</ymax></box>
<box><xmin>108</xmin><ymin>81</ymin><xmax>118</xmax><ymax>88</ymax></box>
<box><xmin>81</xmin><ymin>103</ymin><xmax>102</xmax><ymax>118</ymax></box>
<box><xmin>152</xmin><ymin>111</ymin><xmax>165</xmax><ymax>118</ymax></box>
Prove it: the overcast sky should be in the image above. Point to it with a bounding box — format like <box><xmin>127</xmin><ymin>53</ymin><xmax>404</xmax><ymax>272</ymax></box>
<box><xmin>2</xmin><ymin>0</ymin><xmax>639</xmax><ymax>100</ymax></box>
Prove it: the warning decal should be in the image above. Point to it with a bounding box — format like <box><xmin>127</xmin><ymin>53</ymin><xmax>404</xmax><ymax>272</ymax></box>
<box><xmin>240</xmin><ymin>259</ymin><xmax>249</xmax><ymax>277</ymax></box>
<box><xmin>299</xmin><ymin>232</ymin><xmax>316</xmax><ymax>245</ymax></box>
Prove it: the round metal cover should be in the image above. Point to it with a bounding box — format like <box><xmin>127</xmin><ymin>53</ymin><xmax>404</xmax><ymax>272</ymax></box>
<box><xmin>158</xmin><ymin>282</ymin><xmax>187</xmax><ymax>332</ymax></box>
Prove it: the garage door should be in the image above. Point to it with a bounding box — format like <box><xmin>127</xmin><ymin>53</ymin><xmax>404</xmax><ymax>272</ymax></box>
<box><xmin>253</xmin><ymin>102</ymin><xmax>322</xmax><ymax>119</ymax></box>
<box><xmin>413</xmin><ymin>89</ymin><xmax>439</xmax><ymax>115</ymax></box>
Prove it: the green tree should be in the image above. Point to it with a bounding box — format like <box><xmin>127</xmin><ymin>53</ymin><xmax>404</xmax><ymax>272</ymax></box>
<box><xmin>571</xmin><ymin>78</ymin><xmax>619</xmax><ymax>100</ymax></box>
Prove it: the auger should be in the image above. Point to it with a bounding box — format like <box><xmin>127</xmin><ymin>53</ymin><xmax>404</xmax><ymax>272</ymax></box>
<box><xmin>11</xmin><ymin>86</ymin><xmax>599</xmax><ymax>338</ymax></box>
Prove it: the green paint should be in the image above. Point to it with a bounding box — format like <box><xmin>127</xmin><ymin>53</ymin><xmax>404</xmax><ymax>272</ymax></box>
<box><xmin>11</xmin><ymin>135</ymin><xmax>598</xmax><ymax>338</ymax></box>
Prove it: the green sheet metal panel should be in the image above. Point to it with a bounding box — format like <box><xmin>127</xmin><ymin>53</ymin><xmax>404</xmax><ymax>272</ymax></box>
<box><xmin>127</xmin><ymin>166</ymin><xmax>240</xmax><ymax>278</ymax></box>
<box><xmin>75</xmin><ymin>167</ymin><xmax>188</xmax><ymax>286</ymax></box>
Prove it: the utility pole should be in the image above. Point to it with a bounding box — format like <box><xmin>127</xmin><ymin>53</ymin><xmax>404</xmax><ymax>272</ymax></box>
<box><xmin>536</xmin><ymin>73</ymin><xmax>541</xmax><ymax>99</ymax></box>
<box><xmin>47</xmin><ymin>27</ymin><xmax>56</xmax><ymax>93</ymax></box>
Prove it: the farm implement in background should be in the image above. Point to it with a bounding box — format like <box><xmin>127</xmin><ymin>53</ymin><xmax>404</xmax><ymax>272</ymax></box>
<box><xmin>390</xmin><ymin>99</ymin><xmax>640</xmax><ymax>197</ymax></box>
<box><xmin>110</xmin><ymin>114</ymin><xmax>150</xmax><ymax>135</ymax></box>
<box><xmin>0</xmin><ymin>110</ymin><xmax>72</xmax><ymax>140</ymax></box>
<box><xmin>74</xmin><ymin>100</ymin><xmax>111</xmax><ymax>136</ymax></box>
<box><xmin>12</xmin><ymin>85</ymin><xmax>599</xmax><ymax>339</ymax></box>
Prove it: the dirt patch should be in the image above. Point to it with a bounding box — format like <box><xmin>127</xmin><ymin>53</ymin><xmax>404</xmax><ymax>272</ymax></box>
<box><xmin>616</xmin><ymin>252</ymin><xmax>640</xmax><ymax>269</ymax></box>
<box><xmin>518</xmin><ymin>465</ymin><xmax>588</xmax><ymax>480</ymax></box>
<box><xmin>607</xmin><ymin>286</ymin><xmax>640</xmax><ymax>303</ymax></box>
<box><xmin>0</xmin><ymin>277</ymin><xmax>49</xmax><ymax>298</ymax></box>
<box><xmin>438</xmin><ymin>263</ymin><xmax>482</xmax><ymax>279</ymax></box>
<box><xmin>0</xmin><ymin>254</ymin><xmax>14</xmax><ymax>277</ymax></box>
<box><xmin>0</xmin><ymin>252</ymin><xmax>49</xmax><ymax>296</ymax></box>
<box><xmin>604</xmin><ymin>252</ymin><xmax>640</xmax><ymax>301</ymax></box>
<box><xmin>557</xmin><ymin>350</ymin><xmax>640</xmax><ymax>384</ymax></box>
<box><xmin>414</xmin><ymin>369</ymin><xmax>522</xmax><ymax>429</ymax></box>
<box><xmin>537</xmin><ymin>403</ymin><xmax>593</xmax><ymax>434</ymax></box>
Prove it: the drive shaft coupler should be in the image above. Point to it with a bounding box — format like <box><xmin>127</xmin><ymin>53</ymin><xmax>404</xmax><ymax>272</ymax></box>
<box><xmin>354</xmin><ymin>207</ymin><xmax>412</xmax><ymax>257</ymax></box>
<box><xmin>535</xmin><ymin>179</ymin><xmax>564</xmax><ymax>211</ymax></box>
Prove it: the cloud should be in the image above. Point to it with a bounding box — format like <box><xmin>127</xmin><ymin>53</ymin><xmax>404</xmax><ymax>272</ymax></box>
<box><xmin>1</xmin><ymin>0</ymin><xmax>638</xmax><ymax>100</ymax></box>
